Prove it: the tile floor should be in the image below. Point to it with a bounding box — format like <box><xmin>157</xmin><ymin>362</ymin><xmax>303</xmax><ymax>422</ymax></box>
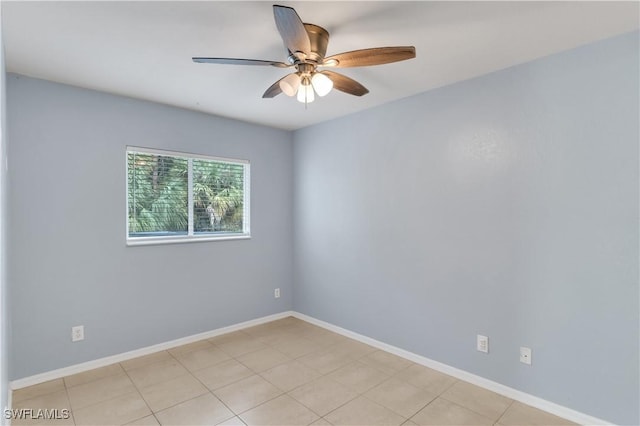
<box><xmin>11</xmin><ymin>317</ymin><xmax>576</xmax><ymax>426</ymax></box>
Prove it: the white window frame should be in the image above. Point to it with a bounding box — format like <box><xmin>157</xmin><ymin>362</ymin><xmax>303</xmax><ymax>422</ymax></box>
<box><xmin>126</xmin><ymin>146</ymin><xmax>250</xmax><ymax>246</ymax></box>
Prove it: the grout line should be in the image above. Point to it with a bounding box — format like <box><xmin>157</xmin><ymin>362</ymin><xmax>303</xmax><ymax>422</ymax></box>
<box><xmin>494</xmin><ymin>399</ymin><xmax>516</xmax><ymax>426</ymax></box>
<box><xmin>285</xmin><ymin>374</ymin><xmax>360</xmax><ymax>420</ymax></box>
<box><xmin>120</xmin><ymin>361</ymin><xmax>158</xmax><ymax>421</ymax></box>
<box><xmin>151</xmin><ymin>412</ymin><xmax>162</xmax><ymax>425</ymax></box>
<box><xmin>180</xmin><ymin>356</ymin><xmax>239</xmax><ymax>422</ymax></box>
<box><xmin>232</xmin><ymin>390</ymin><xmax>285</xmax><ymax>418</ymax></box>
<box><xmin>69</xmin><ymin>389</ymin><xmax>146</xmax><ymax>422</ymax></box>
<box><xmin>437</xmin><ymin>394</ymin><xmax>501</xmax><ymax>424</ymax></box>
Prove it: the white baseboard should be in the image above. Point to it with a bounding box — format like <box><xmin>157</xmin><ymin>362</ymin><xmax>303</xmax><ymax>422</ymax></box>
<box><xmin>9</xmin><ymin>309</ymin><xmax>612</xmax><ymax>425</ymax></box>
<box><xmin>291</xmin><ymin>312</ymin><xmax>611</xmax><ymax>426</ymax></box>
<box><xmin>10</xmin><ymin>311</ymin><xmax>294</xmax><ymax>390</ymax></box>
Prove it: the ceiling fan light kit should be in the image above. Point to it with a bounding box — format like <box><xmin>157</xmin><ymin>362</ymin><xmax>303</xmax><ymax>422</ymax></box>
<box><xmin>193</xmin><ymin>4</ymin><xmax>416</xmax><ymax>105</ymax></box>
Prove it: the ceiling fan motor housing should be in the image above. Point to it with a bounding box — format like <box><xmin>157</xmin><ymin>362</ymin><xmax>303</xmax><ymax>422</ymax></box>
<box><xmin>302</xmin><ymin>23</ymin><xmax>329</xmax><ymax>63</ymax></box>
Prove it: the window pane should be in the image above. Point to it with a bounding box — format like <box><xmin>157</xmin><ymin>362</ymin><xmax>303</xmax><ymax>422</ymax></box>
<box><xmin>192</xmin><ymin>158</ymin><xmax>244</xmax><ymax>234</ymax></box>
<box><xmin>128</xmin><ymin>152</ymin><xmax>188</xmax><ymax>237</ymax></box>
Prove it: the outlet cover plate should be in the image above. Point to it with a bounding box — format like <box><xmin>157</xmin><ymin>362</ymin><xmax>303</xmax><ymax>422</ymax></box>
<box><xmin>72</xmin><ymin>325</ymin><xmax>84</xmax><ymax>342</ymax></box>
<box><xmin>520</xmin><ymin>346</ymin><xmax>532</xmax><ymax>365</ymax></box>
<box><xmin>477</xmin><ymin>335</ymin><xmax>489</xmax><ymax>353</ymax></box>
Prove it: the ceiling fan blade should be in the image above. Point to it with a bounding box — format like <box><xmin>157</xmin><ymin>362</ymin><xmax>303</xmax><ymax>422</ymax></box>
<box><xmin>192</xmin><ymin>57</ymin><xmax>290</xmax><ymax>68</ymax></box>
<box><xmin>262</xmin><ymin>75</ymin><xmax>287</xmax><ymax>98</ymax></box>
<box><xmin>322</xmin><ymin>46</ymin><xmax>416</xmax><ymax>68</ymax></box>
<box><xmin>273</xmin><ymin>5</ymin><xmax>311</xmax><ymax>59</ymax></box>
<box><xmin>321</xmin><ymin>71</ymin><xmax>369</xmax><ymax>97</ymax></box>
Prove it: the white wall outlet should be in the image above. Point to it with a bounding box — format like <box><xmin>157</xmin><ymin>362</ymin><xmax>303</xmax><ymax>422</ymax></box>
<box><xmin>477</xmin><ymin>335</ymin><xmax>489</xmax><ymax>353</ymax></box>
<box><xmin>274</xmin><ymin>288</ymin><xmax>280</xmax><ymax>298</ymax></box>
<box><xmin>71</xmin><ymin>325</ymin><xmax>84</xmax><ymax>342</ymax></box>
<box><xmin>520</xmin><ymin>346</ymin><xmax>532</xmax><ymax>365</ymax></box>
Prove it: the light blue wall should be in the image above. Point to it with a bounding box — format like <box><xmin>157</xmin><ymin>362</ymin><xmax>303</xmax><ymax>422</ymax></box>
<box><xmin>293</xmin><ymin>31</ymin><xmax>639</xmax><ymax>424</ymax></box>
<box><xmin>5</xmin><ymin>31</ymin><xmax>638</xmax><ymax>425</ymax></box>
<box><xmin>0</xmin><ymin>7</ymin><xmax>9</xmax><ymax>417</ymax></box>
<box><xmin>7</xmin><ymin>75</ymin><xmax>294</xmax><ymax>379</ymax></box>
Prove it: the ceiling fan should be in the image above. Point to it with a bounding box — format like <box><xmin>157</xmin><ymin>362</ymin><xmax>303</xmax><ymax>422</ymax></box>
<box><xmin>193</xmin><ymin>5</ymin><xmax>416</xmax><ymax>104</ymax></box>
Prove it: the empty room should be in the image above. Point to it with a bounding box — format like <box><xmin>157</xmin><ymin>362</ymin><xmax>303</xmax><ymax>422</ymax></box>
<box><xmin>0</xmin><ymin>1</ymin><xmax>638</xmax><ymax>425</ymax></box>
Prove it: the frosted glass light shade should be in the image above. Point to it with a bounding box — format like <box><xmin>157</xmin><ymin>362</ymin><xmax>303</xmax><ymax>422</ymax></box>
<box><xmin>311</xmin><ymin>73</ymin><xmax>333</xmax><ymax>96</ymax></box>
<box><xmin>279</xmin><ymin>73</ymin><xmax>300</xmax><ymax>97</ymax></box>
<box><xmin>297</xmin><ymin>83</ymin><xmax>315</xmax><ymax>103</ymax></box>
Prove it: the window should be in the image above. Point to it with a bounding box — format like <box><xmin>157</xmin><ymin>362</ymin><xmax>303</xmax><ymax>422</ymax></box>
<box><xmin>127</xmin><ymin>147</ymin><xmax>250</xmax><ymax>245</ymax></box>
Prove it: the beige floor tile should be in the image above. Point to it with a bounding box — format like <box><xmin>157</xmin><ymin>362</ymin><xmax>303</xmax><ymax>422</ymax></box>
<box><xmin>360</xmin><ymin>351</ymin><xmax>413</xmax><ymax>375</ymax></box>
<box><xmin>441</xmin><ymin>381</ymin><xmax>512</xmax><ymax>421</ymax></box>
<box><xmin>364</xmin><ymin>378</ymin><xmax>437</xmax><ymax>418</ymax></box>
<box><xmin>174</xmin><ymin>346</ymin><xmax>231</xmax><ymax>372</ymax></box>
<box><xmin>297</xmin><ymin>348</ymin><xmax>354</xmax><ymax>375</ymax></box>
<box><xmin>327</xmin><ymin>361</ymin><xmax>390</xmax><ymax>393</ymax></box>
<box><xmin>324</xmin><ymin>396</ymin><xmax>406</xmax><ymax>426</ymax></box>
<box><xmin>11</xmin><ymin>319</ymin><xmax>573</xmax><ymax>426</ymax></box>
<box><xmin>260</xmin><ymin>360</ymin><xmax>321</xmax><ymax>392</ymax></box>
<box><xmin>289</xmin><ymin>376</ymin><xmax>359</xmax><ymax>417</ymax></box>
<box><xmin>293</xmin><ymin>322</ymin><xmax>326</xmax><ymax>332</ymax></box>
<box><xmin>209</xmin><ymin>331</ymin><xmax>253</xmax><ymax>345</ymax></box>
<box><xmin>12</xmin><ymin>390</ymin><xmax>72</xmax><ymax>426</ymax></box>
<box><xmin>154</xmin><ymin>393</ymin><xmax>234</xmax><ymax>426</ymax></box>
<box><xmin>331</xmin><ymin>340</ymin><xmax>377</xmax><ymax>360</ymax></box>
<box><xmin>12</xmin><ymin>380</ymin><xmax>65</xmax><ymax>403</ymax></box>
<box><xmin>138</xmin><ymin>373</ymin><xmax>208</xmax><ymax>412</ymax></box>
<box><xmin>498</xmin><ymin>401</ymin><xmax>576</xmax><ymax>425</ymax></box>
<box><xmin>216</xmin><ymin>416</ymin><xmax>247</xmax><ymax>425</ymax></box>
<box><xmin>262</xmin><ymin>332</ymin><xmax>304</xmax><ymax>347</ymax></box>
<box><xmin>242</xmin><ymin>323</ymin><xmax>276</xmax><ymax>336</ymax></box>
<box><xmin>212</xmin><ymin>333</ymin><xmax>269</xmax><ymax>357</ymax></box>
<box><xmin>402</xmin><ymin>421</ymin><xmax>418</xmax><ymax>426</ymax></box>
<box><xmin>270</xmin><ymin>336</ymin><xmax>323</xmax><ymax>359</ymax></box>
<box><xmin>67</xmin><ymin>372</ymin><xmax>137</xmax><ymax>410</ymax></box>
<box><xmin>268</xmin><ymin>317</ymin><xmax>301</xmax><ymax>327</ymax></box>
<box><xmin>192</xmin><ymin>359</ymin><xmax>254</xmax><ymax>391</ymax></box>
<box><xmin>13</xmin><ymin>410</ymin><xmax>75</xmax><ymax>426</ymax></box>
<box><xmin>126</xmin><ymin>358</ymin><xmax>189</xmax><ymax>388</ymax></box>
<box><xmin>213</xmin><ymin>374</ymin><xmax>282</xmax><ymax>414</ymax></box>
<box><xmin>300</xmin><ymin>330</ymin><xmax>349</xmax><ymax>347</ymax></box>
<box><xmin>121</xmin><ymin>351</ymin><xmax>174</xmax><ymax>371</ymax></box>
<box><xmin>411</xmin><ymin>398</ymin><xmax>493</xmax><ymax>425</ymax></box>
<box><xmin>278</xmin><ymin>322</ymin><xmax>317</xmax><ymax>335</ymax></box>
<box><xmin>236</xmin><ymin>348</ymin><xmax>290</xmax><ymax>373</ymax></box>
<box><xmin>394</xmin><ymin>364</ymin><xmax>457</xmax><ymax>395</ymax></box>
<box><xmin>167</xmin><ymin>340</ymin><xmax>215</xmax><ymax>357</ymax></box>
<box><xmin>73</xmin><ymin>391</ymin><xmax>151</xmax><ymax>426</ymax></box>
<box><xmin>310</xmin><ymin>418</ymin><xmax>333</xmax><ymax>425</ymax></box>
<box><xmin>125</xmin><ymin>414</ymin><xmax>160</xmax><ymax>425</ymax></box>
<box><xmin>240</xmin><ymin>394</ymin><xmax>319</xmax><ymax>426</ymax></box>
<box><xmin>64</xmin><ymin>363</ymin><xmax>124</xmax><ymax>388</ymax></box>
<box><xmin>12</xmin><ymin>389</ymin><xmax>71</xmax><ymax>410</ymax></box>
<box><xmin>252</xmin><ymin>327</ymin><xmax>300</xmax><ymax>346</ymax></box>
<box><xmin>245</xmin><ymin>327</ymin><xmax>295</xmax><ymax>345</ymax></box>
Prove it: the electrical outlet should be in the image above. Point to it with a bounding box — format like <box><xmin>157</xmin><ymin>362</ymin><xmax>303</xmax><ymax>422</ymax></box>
<box><xmin>477</xmin><ymin>335</ymin><xmax>489</xmax><ymax>353</ymax></box>
<box><xmin>71</xmin><ymin>325</ymin><xmax>84</xmax><ymax>342</ymax></box>
<box><xmin>274</xmin><ymin>288</ymin><xmax>280</xmax><ymax>298</ymax></box>
<box><xmin>520</xmin><ymin>347</ymin><xmax>532</xmax><ymax>365</ymax></box>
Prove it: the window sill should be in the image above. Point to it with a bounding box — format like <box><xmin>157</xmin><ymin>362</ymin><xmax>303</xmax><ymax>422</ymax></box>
<box><xmin>126</xmin><ymin>234</ymin><xmax>251</xmax><ymax>247</ymax></box>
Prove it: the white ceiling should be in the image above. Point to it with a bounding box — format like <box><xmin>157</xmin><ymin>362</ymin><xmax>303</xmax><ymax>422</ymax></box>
<box><xmin>3</xmin><ymin>1</ymin><xmax>638</xmax><ymax>130</ymax></box>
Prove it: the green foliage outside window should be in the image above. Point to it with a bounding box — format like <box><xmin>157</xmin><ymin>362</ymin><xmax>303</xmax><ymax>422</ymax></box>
<box><xmin>127</xmin><ymin>150</ymin><xmax>246</xmax><ymax>239</ymax></box>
